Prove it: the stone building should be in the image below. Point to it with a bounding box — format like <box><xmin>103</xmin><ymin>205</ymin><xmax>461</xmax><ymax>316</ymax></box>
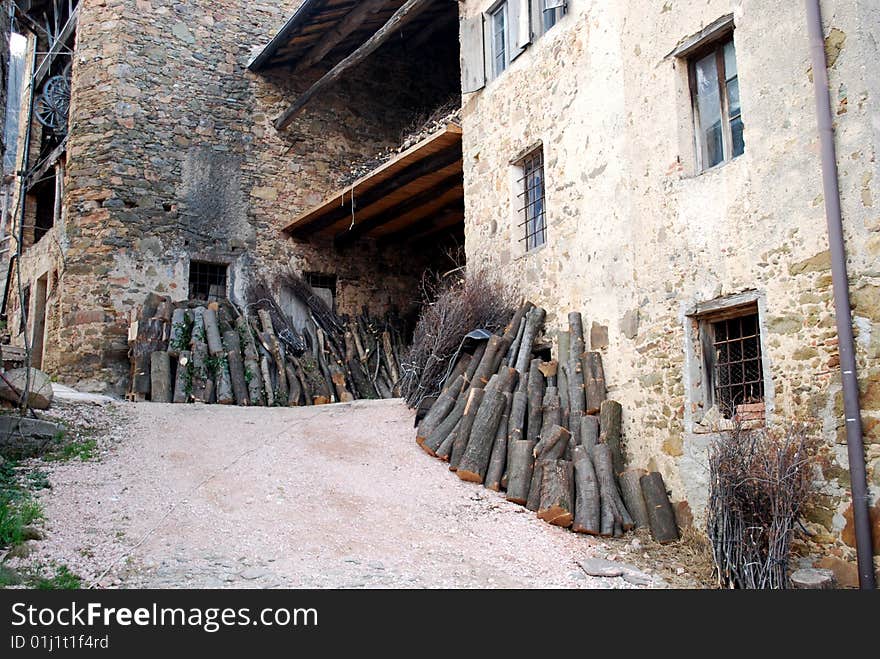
<box><xmin>458</xmin><ymin>0</ymin><xmax>878</xmax><ymax>580</ymax></box>
<box><xmin>0</xmin><ymin>0</ymin><xmax>463</xmax><ymax>392</ymax></box>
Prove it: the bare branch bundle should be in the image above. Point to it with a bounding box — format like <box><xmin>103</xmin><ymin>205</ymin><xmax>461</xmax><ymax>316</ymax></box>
<box><xmin>400</xmin><ymin>268</ymin><xmax>514</xmax><ymax>407</ymax></box>
<box><xmin>706</xmin><ymin>423</ymin><xmax>818</xmax><ymax>589</ymax></box>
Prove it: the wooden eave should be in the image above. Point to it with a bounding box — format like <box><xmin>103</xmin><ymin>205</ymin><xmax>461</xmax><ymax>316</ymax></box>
<box><xmin>283</xmin><ymin>123</ymin><xmax>463</xmax><ymax>244</ymax></box>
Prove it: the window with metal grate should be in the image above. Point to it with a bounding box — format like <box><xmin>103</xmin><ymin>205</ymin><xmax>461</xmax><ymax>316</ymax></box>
<box><xmin>188</xmin><ymin>261</ymin><xmax>227</xmax><ymax>301</ymax></box>
<box><xmin>516</xmin><ymin>148</ymin><xmax>546</xmax><ymax>251</ymax></box>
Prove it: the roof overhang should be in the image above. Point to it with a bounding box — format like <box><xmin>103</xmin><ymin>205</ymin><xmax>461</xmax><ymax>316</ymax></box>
<box><xmin>284</xmin><ymin>123</ymin><xmax>463</xmax><ymax>246</ymax></box>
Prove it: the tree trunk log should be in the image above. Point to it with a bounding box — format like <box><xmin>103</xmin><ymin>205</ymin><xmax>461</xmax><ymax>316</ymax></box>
<box><xmin>581</xmin><ymin>415</ymin><xmax>600</xmax><ymax>449</ymax></box>
<box><xmin>599</xmin><ymin>400</ymin><xmax>625</xmax><ymax>475</ymax></box>
<box><xmin>458</xmin><ymin>389</ymin><xmax>507</xmax><ymax>483</ymax></box>
<box><xmin>416</xmin><ymin>374</ymin><xmax>465</xmax><ymax>444</ymax></box>
<box><xmin>329</xmin><ymin>363</ymin><xmax>354</xmax><ymax>402</ymax></box>
<box><xmin>533</xmin><ymin>424</ymin><xmax>570</xmax><ymax>461</ymax></box>
<box><xmin>150</xmin><ymin>351</ymin><xmax>172</xmax><ymax>403</ymax></box>
<box><xmin>485</xmin><ymin>392</ymin><xmax>512</xmax><ymax>491</ymax></box>
<box><xmin>591</xmin><ymin>443</ymin><xmax>634</xmax><ymax>531</ymax></box>
<box><xmin>382</xmin><ymin>330</ymin><xmax>400</xmax><ymax>386</ymax></box>
<box><xmin>505</xmin><ymin>439</ymin><xmax>536</xmax><ymax>505</ymax></box>
<box><xmin>537</xmin><ymin>460</ymin><xmax>574</xmax><ymax>527</ymax></box>
<box><xmin>567</xmin><ymin>356</ymin><xmax>586</xmax><ymax>446</ymax></box>
<box><xmin>526</xmin><ymin>359</ymin><xmax>544</xmax><ymax>443</ymax></box>
<box><xmin>526</xmin><ymin>459</ymin><xmax>549</xmax><ymax>512</ymax></box>
<box><xmin>471</xmin><ymin>335</ymin><xmax>503</xmax><ymax>387</ymax></box>
<box><xmin>464</xmin><ymin>341</ymin><xmax>487</xmax><ymax>387</ymax></box>
<box><xmin>203</xmin><ymin>308</ymin><xmax>225</xmax><ymax>357</ymax></box>
<box><xmin>172</xmin><ymin>351</ymin><xmax>191</xmax><ymax>403</ymax></box>
<box><xmin>168</xmin><ymin>308</ymin><xmax>188</xmax><ymax>359</ymax></box>
<box><xmin>558</xmin><ymin>361</ymin><xmax>570</xmax><ymax>430</ymax></box>
<box><xmin>258</xmin><ymin>309</ymin><xmax>288</xmax><ymax>402</ymax></box>
<box><xmin>572</xmin><ymin>446</ymin><xmax>601</xmax><ymax>534</ymax></box>
<box><xmin>260</xmin><ymin>355</ymin><xmax>275</xmax><ymax>406</ymax></box>
<box><xmin>619</xmin><ymin>469</ymin><xmax>650</xmax><ymax>529</ymax></box>
<box><xmin>640</xmin><ymin>472</ymin><xmax>680</xmax><ymax>544</ymax></box>
<box><xmin>236</xmin><ymin>316</ymin><xmax>265</xmax><ymax>406</ymax></box>
<box><xmin>435</xmin><ymin>419</ymin><xmax>460</xmax><ymax>462</ymax></box>
<box><xmin>223</xmin><ymin>330</ymin><xmax>249</xmax><ymax>406</ymax></box>
<box><xmin>450</xmin><ymin>387</ymin><xmax>485</xmax><ymax>471</ymax></box>
<box><xmin>584</xmin><ymin>351</ymin><xmax>606</xmax><ymax>414</ymax></box>
<box><xmin>539</xmin><ymin>387</ymin><xmax>561</xmax><ymax>441</ymax></box>
<box><xmin>422</xmin><ymin>387</ymin><xmax>469</xmax><ymax>455</ymax></box>
<box><xmin>214</xmin><ymin>359</ymin><xmax>234</xmax><ymax>405</ymax></box>
<box><xmin>503</xmin><ymin>389</ymin><xmax>529</xmax><ymax>489</ymax></box>
<box><xmin>190</xmin><ymin>308</ymin><xmax>210</xmax><ymax>403</ymax></box>
<box><xmin>285</xmin><ymin>364</ymin><xmax>303</xmax><ymax>406</ymax></box>
<box><xmin>505</xmin><ymin>316</ymin><xmax>526</xmax><ymax>368</ymax></box>
<box><xmin>514</xmin><ymin>307</ymin><xmax>546</xmax><ymax>374</ymax></box>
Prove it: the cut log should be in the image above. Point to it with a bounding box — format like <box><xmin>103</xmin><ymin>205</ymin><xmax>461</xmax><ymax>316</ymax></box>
<box><xmin>526</xmin><ymin>459</ymin><xmax>549</xmax><ymax>512</ymax></box>
<box><xmin>558</xmin><ymin>361</ymin><xmax>570</xmax><ymax>427</ymax></box>
<box><xmin>258</xmin><ymin>309</ymin><xmax>288</xmax><ymax>402</ymax></box>
<box><xmin>450</xmin><ymin>387</ymin><xmax>485</xmax><ymax>471</ymax></box>
<box><xmin>236</xmin><ymin>315</ymin><xmax>265</xmax><ymax>406</ymax></box>
<box><xmin>213</xmin><ymin>358</ymin><xmax>234</xmax><ymax>405</ymax></box>
<box><xmin>203</xmin><ymin>308</ymin><xmax>224</xmax><ymax>357</ymax></box>
<box><xmin>505</xmin><ymin>316</ymin><xmax>526</xmax><ymax>367</ymax></box>
<box><xmin>382</xmin><ymin>330</ymin><xmax>400</xmax><ymax>385</ymax></box>
<box><xmin>447</xmin><ymin>353</ymin><xmax>472</xmax><ymax>386</ymax></box>
<box><xmin>435</xmin><ymin>419</ymin><xmax>460</xmax><ymax>462</ymax></box>
<box><xmin>514</xmin><ymin>307</ymin><xmax>546</xmax><ymax>374</ymax></box>
<box><xmin>572</xmin><ymin>446</ymin><xmax>601</xmax><ymax>534</ymax></box>
<box><xmin>168</xmin><ymin>308</ymin><xmax>188</xmax><ymax>358</ymax></box>
<box><xmin>172</xmin><ymin>351</ymin><xmax>191</xmax><ymax>403</ymax></box>
<box><xmin>485</xmin><ymin>392</ymin><xmax>512</xmax><ymax>491</ymax></box>
<box><xmin>526</xmin><ymin>359</ymin><xmax>545</xmax><ymax>443</ymax></box>
<box><xmin>619</xmin><ymin>469</ymin><xmax>650</xmax><ymax>529</ymax></box>
<box><xmin>464</xmin><ymin>341</ymin><xmax>487</xmax><ymax>386</ymax></box>
<box><xmin>539</xmin><ymin>388</ymin><xmax>561</xmax><ymax>442</ymax></box>
<box><xmin>506</xmin><ymin>439</ymin><xmax>536</xmax><ymax>505</ymax></box>
<box><xmin>599</xmin><ymin>400</ymin><xmax>625</xmax><ymax>475</ymax></box>
<box><xmin>223</xmin><ymin>330</ymin><xmax>249</xmax><ymax>406</ymax></box>
<box><xmin>189</xmin><ymin>308</ymin><xmax>210</xmax><ymax>403</ymax></box>
<box><xmin>329</xmin><ymin>363</ymin><xmax>354</xmax><ymax>402</ymax></box>
<box><xmin>581</xmin><ymin>414</ymin><xmax>600</xmax><ymax>449</ymax></box>
<box><xmin>416</xmin><ymin>374</ymin><xmax>466</xmax><ymax>444</ymax></box>
<box><xmin>150</xmin><ymin>351</ymin><xmax>172</xmax><ymax>403</ymax></box>
<box><xmin>345</xmin><ymin>331</ymin><xmax>377</xmax><ymax>399</ymax></box>
<box><xmin>584</xmin><ymin>351</ymin><xmax>606</xmax><ymax>414</ymax></box>
<box><xmin>569</xmin><ymin>312</ymin><xmax>586</xmax><ymax>364</ymax></box>
<box><xmin>533</xmin><ymin>424</ymin><xmax>570</xmax><ymax>461</ymax></box>
<box><xmin>260</xmin><ymin>355</ymin><xmax>275</xmax><ymax>406</ymax></box>
<box><xmin>640</xmin><ymin>472</ymin><xmax>680</xmax><ymax>544</ymax></box>
<box><xmin>422</xmin><ymin>387</ymin><xmax>469</xmax><ymax>455</ymax></box>
<box><xmin>537</xmin><ymin>460</ymin><xmax>574</xmax><ymax>527</ymax></box>
<box><xmin>505</xmin><ymin>301</ymin><xmax>534</xmax><ymax>341</ymax></box>
<box><xmin>471</xmin><ymin>335</ymin><xmax>504</xmax><ymax>386</ymax></box>
<box><xmin>458</xmin><ymin>389</ymin><xmax>507</xmax><ymax>483</ymax></box>
<box><xmin>790</xmin><ymin>568</ymin><xmax>836</xmax><ymax>590</ymax></box>
<box><xmin>285</xmin><ymin>364</ymin><xmax>303</xmax><ymax>406</ymax></box>
<box><xmin>503</xmin><ymin>389</ymin><xmax>529</xmax><ymax>489</ymax></box>
<box><xmin>567</xmin><ymin>356</ymin><xmax>586</xmax><ymax>446</ymax></box>
<box><xmin>591</xmin><ymin>443</ymin><xmax>634</xmax><ymax>531</ymax></box>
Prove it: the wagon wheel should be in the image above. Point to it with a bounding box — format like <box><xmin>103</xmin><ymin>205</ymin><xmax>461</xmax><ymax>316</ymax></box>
<box><xmin>35</xmin><ymin>74</ymin><xmax>71</xmax><ymax>136</ymax></box>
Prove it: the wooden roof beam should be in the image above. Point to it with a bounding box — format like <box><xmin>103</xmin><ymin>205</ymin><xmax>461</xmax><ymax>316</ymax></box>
<box><xmin>294</xmin><ymin>0</ymin><xmax>392</xmax><ymax>73</ymax></box>
<box><xmin>274</xmin><ymin>0</ymin><xmax>436</xmax><ymax>130</ymax></box>
<box><xmin>334</xmin><ymin>171</ymin><xmax>462</xmax><ymax>246</ymax></box>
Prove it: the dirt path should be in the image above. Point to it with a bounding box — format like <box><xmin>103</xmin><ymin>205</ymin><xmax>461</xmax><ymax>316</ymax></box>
<box><xmin>20</xmin><ymin>400</ymin><xmax>685</xmax><ymax>589</ymax></box>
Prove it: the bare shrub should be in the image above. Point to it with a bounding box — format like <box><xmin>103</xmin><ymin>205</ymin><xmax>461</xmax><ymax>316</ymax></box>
<box><xmin>707</xmin><ymin>423</ymin><xmax>818</xmax><ymax>589</ymax></box>
<box><xmin>400</xmin><ymin>268</ymin><xmax>514</xmax><ymax>407</ymax></box>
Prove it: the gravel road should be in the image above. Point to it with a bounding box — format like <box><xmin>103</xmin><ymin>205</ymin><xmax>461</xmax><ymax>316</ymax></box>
<box><xmin>20</xmin><ymin>399</ymin><xmax>677</xmax><ymax>589</ymax></box>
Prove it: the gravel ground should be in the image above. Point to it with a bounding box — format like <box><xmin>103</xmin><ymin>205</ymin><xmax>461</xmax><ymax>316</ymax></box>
<box><xmin>8</xmin><ymin>399</ymin><xmax>704</xmax><ymax>589</ymax></box>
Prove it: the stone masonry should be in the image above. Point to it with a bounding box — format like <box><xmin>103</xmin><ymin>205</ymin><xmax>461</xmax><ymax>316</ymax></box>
<box><xmin>460</xmin><ymin>0</ymin><xmax>879</xmax><ymax>580</ymax></box>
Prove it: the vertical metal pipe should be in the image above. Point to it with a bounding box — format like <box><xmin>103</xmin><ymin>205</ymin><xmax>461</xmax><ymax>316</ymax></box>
<box><xmin>805</xmin><ymin>0</ymin><xmax>875</xmax><ymax>589</ymax></box>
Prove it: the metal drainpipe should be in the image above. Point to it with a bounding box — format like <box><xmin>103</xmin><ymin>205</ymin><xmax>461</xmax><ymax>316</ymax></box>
<box><xmin>806</xmin><ymin>0</ymin><xmax>876</xmax><ymax>589</ymax></box>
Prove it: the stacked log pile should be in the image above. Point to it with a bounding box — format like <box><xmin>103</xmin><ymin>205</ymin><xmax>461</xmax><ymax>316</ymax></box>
<box><xmin>128</xmin><ymin>276</ymin><xmax>407</xmax><ymax>406</ymax></box>
<box><xmin>413</xmin><ymin>302</ymin><xmax>679</xmax><ymax>544</ymax></box>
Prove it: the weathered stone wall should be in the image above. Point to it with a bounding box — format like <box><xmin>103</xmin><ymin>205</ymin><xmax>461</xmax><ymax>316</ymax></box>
<box><xmin>460</xmin><ymin>0</ymin><xmax>879</xmax><ymax>579</ymax></box>
<box><xmin>8</xmin><ymin>0</ymin><xmax>459</xmax><ymax>393</ymax></box>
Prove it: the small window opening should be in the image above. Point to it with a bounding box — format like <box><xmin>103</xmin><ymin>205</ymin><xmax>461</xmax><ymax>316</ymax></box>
<box><xmin>516</xmin><ymin>147</ymin><xmax>546</xmax><ymax>251</ymax></box>
<box><xmin>542</xmin><ymin>0</ymin><xmax>566</xmax><ymax>32</ymax></box>
<box><xmin>33</xmin><ymin>171</ymin><xmax>57</xmax><ymax>244</ymax></box>
<box><xmin>490</xmin><ymin>3</ymin><xmax>508</xmax><ymax>78</ymax></box>
<box><xmin>305</xmin><ymin>272</ymin><xmax>337</xmax><ymax>311</ymax></box>
<box><xmin>702</xmin><ymin>306</ymin><xmax>765</xmax><ymax>420</ymax></box>
<box><xmin>688</xmin><ymin>34</ymin><xmax>744</xmax><ymax>171</ymax></box>
<box><xmin>188</xmin><ymin>261</ymin><xmax>227</xmax><ymax>301</ymax></box>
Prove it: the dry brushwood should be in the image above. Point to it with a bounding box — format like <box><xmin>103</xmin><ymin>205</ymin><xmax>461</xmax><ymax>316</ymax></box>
<box><xmin>706</xmin><ymin>424</ymin><xmax>817</xmax><ymax>589</ymax></box>
<box><xmin>400</xmin><ymin>268</ymin><xmax>514</xmax><ymax>408</ymax></box>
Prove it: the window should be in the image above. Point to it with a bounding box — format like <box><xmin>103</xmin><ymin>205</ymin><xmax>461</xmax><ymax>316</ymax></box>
<box><xmin>695</xmin><ymin>303</ymin><xmax>765</xmax><ymax>421</ymax></box>
<box><xmin>188</xmin><ymin>261</ymin><xmax>227</xmax><ymax>301</ymax></box>
<box><xmin>305</xmin><ymin>272</ymin><xmax>337</xmax><ymax>311</ymax></box>
<box><xmin>490</xmin><ymin>2</ymin><xmax>508</xmax><ymax>78</ymax></box>
<box><xmin>540</xmin><ymin>0</ymin><xmax>566</xmax><ymax>33</ymax></box>
<box><xmin>517</xmin><ymin>148</ymin><xmax>546</xmax><ymax>251</ymax></box>
<box><xmin>689</xmin><ymin>35</ymin><xmax>743</xmax><ymax>171</ymax></box>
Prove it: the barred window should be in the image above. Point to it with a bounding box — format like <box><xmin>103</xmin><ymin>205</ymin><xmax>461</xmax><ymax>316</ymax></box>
<box><xmin>188</xmin><ymin>261</ymin><xmax>227</xmax><ymax>301</ymax></box>
<box><xmin>517</xmin><ymin>148</ymin><xmax>546</xmax><ymax>251</ymax></box>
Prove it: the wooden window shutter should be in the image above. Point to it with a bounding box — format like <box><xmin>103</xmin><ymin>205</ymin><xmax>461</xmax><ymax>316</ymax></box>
<box><xmin>461</xmin><ymin>14</ymin><xmax>486</xmax><ymax>93</ymax></box>
<box><xmin>510</xmin><ymin>0</ymin><xmax>530</xmax><ymax>60</ymax></box>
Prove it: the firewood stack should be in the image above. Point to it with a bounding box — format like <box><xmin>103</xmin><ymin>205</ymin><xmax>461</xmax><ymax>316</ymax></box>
<box><xmin>413</xmin><ymin>301</ymin><xmax>678</xmax><ymax>543</ymax></box>
<box><xmin>127</xmin><ymin>279</ymin><xmax>408</xmax><ymax>406</ymax></box>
